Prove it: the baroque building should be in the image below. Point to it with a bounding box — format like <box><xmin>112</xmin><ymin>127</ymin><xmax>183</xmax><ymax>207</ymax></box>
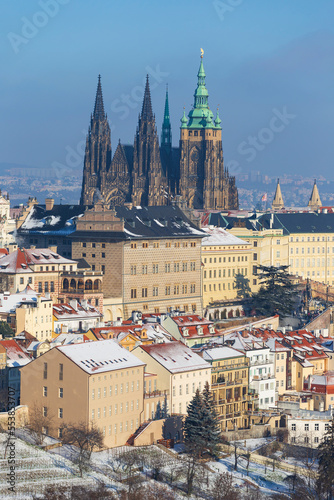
<box><xmin>80</xmin><ymin>53</ymin><xmax>238</xmax><ymax>210</ymax></box>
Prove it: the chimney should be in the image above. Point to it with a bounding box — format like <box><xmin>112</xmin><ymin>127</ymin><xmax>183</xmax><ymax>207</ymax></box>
<box><xmin>45</xmin><ymin>198</ymin><xmax>54</xmax><ymax>211</ymax></box>
<box><xmin>70</xmin><ymin>299</ymin><xmax>78</xmax><ymax>311</ymax></box>
<box><xmin>81</xmin><ymin>299</ymin><xmax>87</xmax><ymax>309</ymax></box>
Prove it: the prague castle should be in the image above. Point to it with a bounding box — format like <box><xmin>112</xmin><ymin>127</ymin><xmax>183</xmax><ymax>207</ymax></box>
<box><xmin>80</xmin><ymin>53</ymin><xmax>239</xmax><ymax>210</ymax></box>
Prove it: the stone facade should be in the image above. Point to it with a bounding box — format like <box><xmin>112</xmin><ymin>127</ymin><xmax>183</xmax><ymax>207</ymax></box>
<box><xmin>80</xmin><ymin>55</ymin><xmax>238</xmax><ymax>211</ymax></box>
<box><xmin>71</xmin><ymin>202</ymin><xmax>204</xmax><ymax>319</ymax></box>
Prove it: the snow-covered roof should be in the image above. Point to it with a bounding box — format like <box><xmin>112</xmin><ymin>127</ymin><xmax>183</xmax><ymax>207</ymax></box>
<box><xmin>57</xmin><ymin>339</ymin><xmax>145</xmax><ymax>374</ymax></box>
<box><xmin>201</xmin><ymin>227</ymin><xmax>250</xmax><ymax>247</ymax></box>
<box><xmin>0</xmin><ymin>248</ymin><xmax>75</xmax><ymax>274</ymax></box>
<box><xmin>50</xmin><ymin>334</ymin><xmax>90</xmax><ymax>346</ymax></box>
<box><xmin>137</xmin><ymin>341</ymin><xmax>210</xmax><ymax>374</ymax></box>
<box><xmin>203</xmin><ymin>346</ymin><xmax>245</xmax><ymax>362</ymax></box>
<box><xmin>0</xmin><ymin>339</ymin><xmax>31</xmax><ymax>367</ymax></box>
<box><xmin>0</xmin><ymin>286</ymin><xmax>48</xmax><ymax>314</ymax></box>
<box><xmin>53</xmin><ymin>303</ymin><xmax>102</xmax><ymax>320</ymax></box>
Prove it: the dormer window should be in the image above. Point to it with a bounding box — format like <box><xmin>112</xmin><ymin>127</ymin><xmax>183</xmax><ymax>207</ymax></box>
<box><xmin>197</xmin><ymin>327</ymin><xmax>203</xmax><ymax>335</ymax></box>
<box><xmin>183</xmin><ymin>328</ymin><xmax>189</xmax><ymax>337</ymax></box>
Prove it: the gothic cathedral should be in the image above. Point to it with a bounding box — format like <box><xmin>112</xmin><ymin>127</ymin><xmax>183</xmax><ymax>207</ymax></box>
<box><xmin>80</xmin><ymin>54</ymin><xmax>238</xmax><ymax>210</ymax></box>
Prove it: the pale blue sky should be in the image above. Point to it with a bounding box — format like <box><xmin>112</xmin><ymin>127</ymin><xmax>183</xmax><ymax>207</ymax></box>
<box><xmin>1</xmin><ymin>0</ymin><xmax>333</xmax><ymax>179</ymax></box>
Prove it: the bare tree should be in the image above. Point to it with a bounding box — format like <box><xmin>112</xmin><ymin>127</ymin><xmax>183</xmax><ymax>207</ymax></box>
<box><xmin>61</xmin><ymin>422</ymin><xmax>104</xmax><ymax>477</ymax></box>
<box><xmin>182</xmin><ymin>452</ymin><xmax>199</xmax><ymax>496</ymax></box>
<box><xmin>143</xmin><ymin>447</ymin><xmax>168</xmax><ymax>481</ymax></box>
<box><xmin>210</xmin><ymin>472</ymin><xmax>240</xmax><ymax>500</ymax></box>
<box><xmin>138</xmin><ymin>483</ymin><xmax>178</xmax><ymax>500</ymax></box>
<box><xmin>117</xmin><ymin>448</ymin><xmax>144</xmax><ymax>495</ymax></box>
<box><xmin>27</xmin><ymin>402</ymin><xmax>54</xmax><ymax>446</ymax></box>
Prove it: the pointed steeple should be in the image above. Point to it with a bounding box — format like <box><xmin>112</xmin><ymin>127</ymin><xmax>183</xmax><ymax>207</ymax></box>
<box><xmin>161</xmin><ymin>85</ymin><xmax>172</xmax><ymax>151</ymax></box>
<box><xmin>186</xmin><ymin>50</ymin><xmax>214</xmax><ymax>128</ymax></box>
<box><xmin>272</xmin><ymin>178</ymin><xmax>284</xmax><ymax>209</ymax></box>
<box><xmin>214</xmin><ymin>107</ymin><xmax>222</xmax><ymax>129</ymax></box>
<box><xmin>308</xmin><ymin>179</ymin><xmax>322</xmax><ymax>210</ymax></box>
<box><xmin>141</xmin><ymin>75</ymin><xmax>153</xmax><ymax>120</ymax></box>
<box><xmin>93</xmin><ymin>75</ymin><xmax>105</xmax><ymax>120</ymax></box>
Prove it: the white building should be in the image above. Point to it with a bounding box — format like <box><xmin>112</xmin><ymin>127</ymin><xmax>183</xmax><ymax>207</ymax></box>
<box><xmin>288</xmin><ymin>410</ymin><xmax>333</xmax><ymax>446</ymax></box>
<box><xmin>224</xmin><ymin>331</ymin><xmax>276</xmax><ymax>409</ymax></box>
<box><xmin>53</xmin><ymin>299</ymin><xmax>102</xmax><ymax>334</ymax></box>
<box><xmin>0</xmin><ymin>193</ymin><xmax>17</xmax><ymax>247</ymax></box>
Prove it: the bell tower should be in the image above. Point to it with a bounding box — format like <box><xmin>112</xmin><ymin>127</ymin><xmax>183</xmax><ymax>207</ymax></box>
<box><xmin>179</xmin><ymin>51</ymin><xmax>238</xmax><ymax>210</ymax></box>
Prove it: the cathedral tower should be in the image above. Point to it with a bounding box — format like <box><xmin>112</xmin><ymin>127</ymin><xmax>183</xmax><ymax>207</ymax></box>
<box><xmin>308</xmin><ymin>179</ymin><xmax>322</xmax><ymax>211</ymax></box>
<box><xmin>132</xmin><ymin>76</ymin><xmax>168</xmax><ymax>206</ymax></box>
<box><xmin>80</xmin><ymin>75</ymin><xmax>112</xmax><ymax>205</ymax></box>
<box><xmin>179</xmin><ymin>52</ymin><xmax>238</xmax><ymax>210</ymax></box>
<box><xmin>272</xmin><ymin>178</ymin><xmax>284</xmax><ymax>209</ymax></box>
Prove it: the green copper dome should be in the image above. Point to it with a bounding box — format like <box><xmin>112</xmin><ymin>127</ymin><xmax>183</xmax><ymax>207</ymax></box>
<box><xmin>214</xmin><ymin>108</ymin><xmax>222</xmax><ymax>128</ymax></box>
<box><xmin>182</xmin><ymin>53</ymin><xmax>220</xmax><ymax>130</ymax></box>
<box><xmin>180</xmin><ymin>108</ymin><xmax>188</xmax><ymax>128</ymax></box>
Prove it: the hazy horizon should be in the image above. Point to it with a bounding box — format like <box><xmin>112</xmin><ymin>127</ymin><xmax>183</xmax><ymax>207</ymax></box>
<box><xmin>1</xmin><ymin>0</ymin><xmax>333</xmax><ymax>182</ymax></box>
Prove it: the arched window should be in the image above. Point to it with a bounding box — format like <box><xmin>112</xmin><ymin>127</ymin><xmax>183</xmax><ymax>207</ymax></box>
<box><xmin>62</xmin><ymin>279</ymin><xmax>69</xmax><ymax>291</ymax></box>
<box><xmin>78</xmin><ymin>279</ymin><xmax>84</xmax><ymax>291</ymax></box>
<box><xmin>70</xmin><ymin>279</ymin><xmax>76</xmax><ymax>291</ymax></box>
<box><xmin>85</xmin><ymin>279</ymin><xmax>93</xmax><ymax>290</ymax></box>
<box><xmin>94</xmin><ymin>279</ymin><xmax>101</xmax><ymax>291</ymax></box>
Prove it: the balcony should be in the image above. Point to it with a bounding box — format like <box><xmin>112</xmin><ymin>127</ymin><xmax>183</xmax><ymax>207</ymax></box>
<box><xmin>211</xmin><ymin>362</ymin><xmax>249</xmax><ymax>373</ymax></box>
<box><xmin>144</xmin><ymin>390</ymin><xmax>168</xmax><ymax>399</ymax></box>
<box><xmin>60</xmin><ymin>288</ymin><xmax>101</xmax><ymax>294</ymax></box>
<box><xmin>251</xmin><ymin>359</ymin><xmax>273</xmax><ymax>367</ymax></box>
<box><xmin>212</xmin><ymin>378</ymin><xmax>247</xmax><ymax>388</ymax></box>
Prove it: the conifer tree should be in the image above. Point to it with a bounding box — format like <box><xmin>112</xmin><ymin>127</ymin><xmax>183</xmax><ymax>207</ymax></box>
<box><xmin>202</xmin><ymin>381</ymin><xmax>221</xmax><ymax>458</ymax></box>
<box><xmin>184</xmin><ymin>389</ymin><xmax>206</xmax><ymax>457</ymax></box>
<box><xmin>184</xmin><ymin>386</ymin><xmax>221</xmax><ymax>458</ymax></box>
<box><xmin>234</xmin><ymin>273</ymin><xmax>251</xmax><ymax>299</ymax></box>
<box><xmin>162</xmin><ymin>393</ymin><xmax>169</xmax><ymax>418</ymax></box>
<box><xmin>252</xmin><ymin>264</ymin><xmax>298</xmax><ymax>317</ymax></box>
<box><xmin>317</xmin><ymin>417</ymin><xmax>334</xmax><ymax>499</ymax></box>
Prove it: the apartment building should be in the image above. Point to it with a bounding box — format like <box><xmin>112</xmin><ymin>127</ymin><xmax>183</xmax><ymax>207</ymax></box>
<box><xmin>288</xmin><ymin>411</ymin><xmax>332</xmax><ymax>446</ymax></box>
<box><xmin>251</xmin><ymin>328</ymin><xmax>328</xmax><ymax>391</ymax></box>
<box><xmin>224</xmin><ymin>331</ymin><xmax>276</xmax><ymax>409</ymax></box>
<box><xmin>20</xmin><ymin>339</ymin><xmax>145</xmax><ymax>448</ymax></box>
<box><xmin>303</xmin><ymin>372</ymin><xmax>334</xmax><ymax>411</ymax></box>
<box><xmin>202</xmin><ymin>346</ymin><xmax>252</xmax><ymax>431</ymax></box>
<box><xmin>0</xmin><ymin>287</ymin><xmax>53</xmax><ymax>341</ymax></box>
<box><xmin>202</xmin><ymin>210</ymin><xmax>334</xmax><ymax>288</ymax></box>
<box><xmin>161</xmin><ymin>314</ymin><xmax>219</xmax><ymax>347</ymax></box>
<box><xmin>0</xmin><ymin>248</ymin><xmax>76</xmax><ymax>300</ymax></box>
<box><xmin>0</xmin><ymin>339</ymin><xmax>31</xmax><ymax>406</ymax></box>
<box><xmin>53</xmin><ymin>300</ymin><xmax>102</xmax><ymax>334</ymax></box>
<box><xmin>201</xmin><ymin>227</ymin><xmax>252</xmax><ymax>305</ymax></box>
<box><xmin>266</xmin><ymin>339</ymin><xmax>290</xmax><ymax>396</ymax></box>
<box><xmin>70</xmin><ymin>202</ymin><xmax>205</xmax><ymax>319</ymax></box>
<box><xmin>132</xmin><ymin>341</ymin><xmax>211</xmax><ymax>415</ymax></box>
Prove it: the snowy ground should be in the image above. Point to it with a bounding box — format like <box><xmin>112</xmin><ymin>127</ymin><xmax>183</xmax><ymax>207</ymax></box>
<box><xmin>0</xmin><ymin>431</ymin><xmax>306</xmax><ymax>499</ymax></box>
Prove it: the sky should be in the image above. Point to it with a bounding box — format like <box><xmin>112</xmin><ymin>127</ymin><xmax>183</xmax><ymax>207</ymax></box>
<box><xmin>1</xmin><ymin>0</ymin><xmax>334</xmax><ymax>180</ymax></box>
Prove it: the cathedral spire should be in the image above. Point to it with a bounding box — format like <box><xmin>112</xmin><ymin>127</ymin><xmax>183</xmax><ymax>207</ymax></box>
<box><xmin>141</xmin><ymin>75</ymin><xmax>153</xmax><ymax>120</ymax></box>
<box><xmin>308</xmin><ymin>179</ymin><xmax>322</xmax><ymax>210</ymax></box>
<box><xmin>186</xmin><ymin>50</ymin><xmax>214</xmax><ymax>129</ymax></box>
<box><xmin>272</xmin><ymin>178</ymin><xmax>284</xmax><ymax>209</ymax></box>
<box><xmin>161</xmin><ymin>85</ymin><xmax>172</xmax><ymax>151</ymax></box>
<box><xmin>93</xmin><ymin>74</ymin><xmax>105</xmax><ymax>120</ymax></box>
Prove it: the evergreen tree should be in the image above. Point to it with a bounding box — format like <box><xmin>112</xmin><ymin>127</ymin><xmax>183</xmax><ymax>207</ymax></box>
<box><xmin>202</xmin><ymin>381</ymin><xmax>221</xmax><ymax>458</ymax></box>
<box><xmin>234</xmin><ymin>273</ymin><xmax>251</xmax><ymax>299</ymax></box>
<box><xmin>184</xmin><ymin>386</ymin><xmax>221</xmax><ymax>458</ymax></box>
<box><xmin>162</xmin><ymin>393</ymin><xmax>169</xmax><ymax>418</ymax></box>
<box><xmin>0</xmin><ymin>321</ymin><xmax>14</xmax><ymax>338</ymax></box>
<box><xmin>316</xmin><ymin>416</ymin><xmax>334</xmax><ymax>499</ymax></box>
<box><xmin>252</xmin><ymin>264</ymin><xmax>298</xmax><ymax>317</ymax></box>
<box><xmin>184</xmin><ymin>389</ymin><xmax>206</xmax><ymax>457</ymax></box>
<box><xmin>154</xmin><ymin>401</ymin><xmax>162</xmax><ymax>420</ymax></box>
